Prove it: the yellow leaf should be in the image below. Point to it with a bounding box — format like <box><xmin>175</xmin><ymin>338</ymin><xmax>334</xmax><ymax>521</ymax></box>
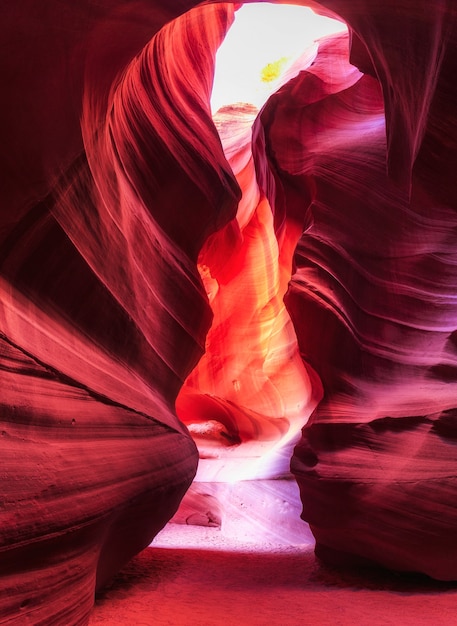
<box><xmin>260</xmin><ymin>57</ymin><xmax>289</xmax><ymax>83</ymax></box>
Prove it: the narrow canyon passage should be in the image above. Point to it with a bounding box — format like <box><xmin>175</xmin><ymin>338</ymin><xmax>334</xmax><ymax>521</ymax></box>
<box><xmin>1</xmin><ymin>1</ymin><xmax>457</xmax><ymax>624</ymax></box>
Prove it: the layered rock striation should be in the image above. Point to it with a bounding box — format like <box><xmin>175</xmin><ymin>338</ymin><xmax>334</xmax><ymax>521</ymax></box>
<box><xmin>253</xmin><ymin>4</ymin><xmax>457</xmax><ymax>579</ymax></box>
<box><xmin>2</xmin><ymin>1</ymin><xmax>457</xmax><ymax>623</ymax></box>
<box><xmin>1</xmin><ymin>3</ymin><xmax>237</xmax><ymax>623</ymax></box>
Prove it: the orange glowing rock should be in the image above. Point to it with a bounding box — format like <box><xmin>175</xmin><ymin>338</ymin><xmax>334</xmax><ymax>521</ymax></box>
<box><xmin>177</xmin><ymin>100</ymin><xmax>320</xmax><ymax>482</ymax></box>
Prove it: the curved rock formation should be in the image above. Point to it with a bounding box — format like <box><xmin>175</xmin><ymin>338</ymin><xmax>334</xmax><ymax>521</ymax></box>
<box><xmin>177</xmin><ymin>99</ymin><xmax>320</xmax><ymax>483</ymax></box>
<box><xmin>252</xmin><ymin>6</ymin><xmax>457</xmax><ymax>579</ymax></box>
<box><xmin>0</xmin><ymin>3</ymin><xmax>237</xmax><ymax>623</ymax></box>
<box><xmin>2</xmin><ymin>0</ymin><xmax>457</xmax><ymax>622</ymax></box>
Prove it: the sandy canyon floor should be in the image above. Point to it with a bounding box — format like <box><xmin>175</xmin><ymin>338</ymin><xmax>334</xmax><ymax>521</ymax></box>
<box><xmin>89</xmin><ymin>524</ymin><xmax>457</xmax><ymax>625</ymax></box>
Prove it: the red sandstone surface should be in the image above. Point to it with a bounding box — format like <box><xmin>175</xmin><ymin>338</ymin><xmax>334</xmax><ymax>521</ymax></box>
<box><xmin>2</xmin><ymin>1</ymin><xmax>457</xmax><ymax>624</ymax></box>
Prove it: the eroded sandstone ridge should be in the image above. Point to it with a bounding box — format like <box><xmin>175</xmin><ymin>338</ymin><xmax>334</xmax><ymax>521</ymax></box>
<box><xmin>2</xmin><ymin>0</ymin><xmax>457</xmax><ymax>623</ymax></box>
<box><xmin>1</xmin><ymin>3</ymin><xmax>235</xmax><ymax>623</ymax></box>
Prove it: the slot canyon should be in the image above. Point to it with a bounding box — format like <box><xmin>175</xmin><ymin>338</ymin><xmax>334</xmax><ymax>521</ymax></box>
<box><xmin>1</xmin><ymin>1</ymin><xmax>457</xmax><ymax>624</ymax></box>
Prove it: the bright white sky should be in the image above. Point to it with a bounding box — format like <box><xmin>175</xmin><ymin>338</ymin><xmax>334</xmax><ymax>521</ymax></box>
<box><xmin>211</xmin><ymin>3</ymin><xmax>346</xmax><ymax>114</ymax></box>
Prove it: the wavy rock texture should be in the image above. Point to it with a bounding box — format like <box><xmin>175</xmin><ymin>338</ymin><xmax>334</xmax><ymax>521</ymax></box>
<box><xmin>0</xmin><ymin>3</ymin><xmax>238</xmax><ymax>624</ymax></box>
<box><xmin>2</xmin><ymin>0</ymin><xmax>457</xmax><ymax>623</ymax></box>
<box><xmin>252</xmin><ymin>10</ymin><xmax>457</xmax><ymax>579</ymax></box>
<box><xmin>177</xmin><ymin>98</ymin><xmax>321</xmax><ymax>483</ymax></box>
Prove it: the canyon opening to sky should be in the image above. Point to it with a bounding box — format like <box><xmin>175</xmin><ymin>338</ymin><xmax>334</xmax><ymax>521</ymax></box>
<box><xmin>211</xmin><ymin>3</ymin><xmax>346</xmax><ymax>114</ymax></box>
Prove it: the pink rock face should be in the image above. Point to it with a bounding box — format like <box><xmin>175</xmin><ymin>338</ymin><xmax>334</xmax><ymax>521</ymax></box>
<box><xmin>253</xmin><ymin>5</ymin><xmax>457</xmax><ymax>579</ymax></box>
<box><xmin>2</xmin><ymin>0</ymin><xmax>457</xmax><ymax>623</ymax></box>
